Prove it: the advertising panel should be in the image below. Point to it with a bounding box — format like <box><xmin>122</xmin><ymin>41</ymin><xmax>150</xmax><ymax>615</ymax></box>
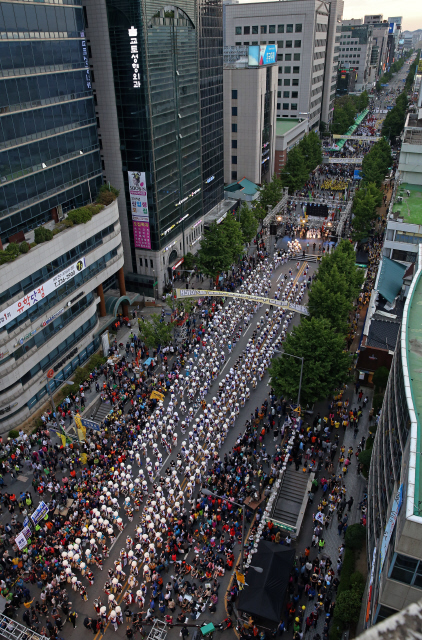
<box><xmin>418</xmin><ymin>60</ymin><xmax>422</xmax><ymax>74</ymax></box>
<box><xmin>388</xmin><ymin>22</ymin><xmax>396</xmax><ymax>34</ymax></box>
<box><xmin>248</xmin><ymin>44</ymin><xmax>277</xmax><ymax>66</ymax></box>
<box><xmin>0</xmin><ymin>258</ymin><xmax>86</xmax><ymax>328</ymax></box>
<box><xmin>128</xmin><ymin>171</ymin><xmax>152</xmax><ymax>249</ymax></box>
<box><xmin>379</xmin><ymin>484</ymin><xmax>403</xmax><ymax>581</ymax></box>
<box><xmin>175</xmin><ymin>288</ymin><xmax>309</xmax><ymax>316</ymax></box>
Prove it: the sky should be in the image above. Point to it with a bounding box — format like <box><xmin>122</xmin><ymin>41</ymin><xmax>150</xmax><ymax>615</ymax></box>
<box><xmin>342</xmin><ymin>1</ymin><xmax>418</xmax><ymax>31</ymax></box>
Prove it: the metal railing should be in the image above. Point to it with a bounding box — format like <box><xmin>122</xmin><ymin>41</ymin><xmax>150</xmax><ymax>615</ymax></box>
<box><xmin>0</xmin><ymin>613</ymin><xmax>48</xmax><ymax>640</ymax></box>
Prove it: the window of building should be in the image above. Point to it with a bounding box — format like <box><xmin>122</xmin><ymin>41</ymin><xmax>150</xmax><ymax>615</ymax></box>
<box><xmin>277</xmin><ymin>91</ymin><xmax>281</xmax><ymax>98</ymax></box>
<box><xmin>293</xmin><ymin>66</ymin><xmax>300</xmax><ymax>73</ymax></box>
<box><xmin>261</xmin><ymin>25</ymin><xmax>267</xmax><ymax>34</ymax></box>
<box><xmin>139</xmin><ymin>258</ymin><xmax>143</xmax><ymax>266</ymax></box>
<box><xmin>291</xmin><ymin>103</ymin><xmax>298</xmax><ymax>110</ymax></box>
<box><xmin>277</xmin><ymin>103</ymin><xmax>281</xmax><ymax>110</ymax></box>
<box><xmin>232</xmin><ymin>171</ymin><xmax>237</xmax><ymax>181</ymax></box>
<box><xmin>252</xmin><ymin>25</ymin><xmax>258</xmax><ymax>34</ymax></box>
<box><xmin>244</xmin><ymin>26</ymin><xmax>250</xmax><ymax>34</ymax></box>
<box><xmin>292</xmin><ymin>91</ymin><xmax>298</xmax><ymax>98</ymax></box>
<box><xmin>278</xmin><ymin>79</ymin><xmax>282</xmax><ymax>86</ymax></box>
<box><xmin>277</xmin><ymin>53</ymin><xmax>283</xmax><ymax>61</ymax></box>
<box><xmin>244</xmin><ymin>41</ymin><xmax>249</xmax><ymax>45</ymax></box>
<box><xmin>292</xmin><ymin>78</ymin><xmax>299</xmax><ymax>86</ymax></box>
<box><xmin>285</xmin><ymin>53</ymin><xmax>292</xmax><ymax>61</ymax></box>
<box><xmin>283</xmin><ymin>103</ymin><xmax>289</xmax><ymax>110</ymax></box>
<box><xmin>390</xmin><ymin>554</ymin><xmax>422</xmax><ymax>587</ymax></box>
<box><xmin>232</xmin><ymin>140</ymin><xmax>237</xmax><ymax>149</ymax></box>
<box><xmin>277</xmin><ymin>40</ymin><xmax>284</xmax><ymax>48</ymax></box>
<box><xmin>286</xmin><ymin>24</ymin><xmax>293</xmax><ymax>32</ymax></box>
<box><xmin>235</xmin><ymin>41</ymin><xmax>241</xmax><ymax>45</ymax></box>
<box><xmin>284</xmin><ymin>66</ymin><xmax>291</xmax><ymax>73</ymax></box>
<box><xmin>294</xmin><ymin>53</ymin><xmax>301</xmax><ymax>61</ymax></box>
<box><xmin>284</xmin><ymin>79</ymin><xmax>290</xmax><ymax>86</ymax></box>
<box><xmin>232</xmin><ymin>156</ymin><xmax>237</xmax><ymax>164</ymax></box>
<box><xmin>232</xmin><ymin>123</ymin><xmax>237</xmax><ymax>132</ymax></box>
<box><xmin>252</xmin><ymin>41</ymin><xmax>258</xmax><ymax>45</ymax></box>
<box><xmin>278</xmin><ymin>25</ymin><xmax>284</xmax><ymax>33</ymax></box>
<box><xmin>232</xmin><ymin>107</ymin><xmax>237</xmax><ymax>116</ymax></box>
<box><xmin>235</xmin><ymin>26</ymin><xmax>242</xmax><ymax>35</ymax></box>
<box><xmin>269</xmin><ymin>41</ymin><xmax>275</xmax><ymax>44</ymax></box>
<box><xmin>261</xmin><ymin>41</ymin><xmax>267</xmax><ymax>44</ymax></box>
<box><xmin>283</xmin><ymin>91</ymin><xmax>290</xmax><ymax>98</ymax></box>
<box><xmin>150</xmin><ymin>259</ymin><xmax>153</xmax><ymax>268</ymax></box>
<box><xmin>295</xmin><ymin>24</ymin><xmax>302</xmax><ymax>32</ymax></box>
<box><xmin>294</xmin><ymin>40</ymin><xmax>301</xmax><ymax>47</ymax></box>
<box><xmin>269</xmin><ymin>25</ymin><xmax>276</xmax><ymax>33</ymax></box>
<box><xmin>232</xmin><ymin>90</ymin><xmax>238</xmax><ymax>99</ymax></box>
<box><xmin>278</xmin><ymin>66</ymin><xmax>283</xmax><ymax>74</ymax></box>
<box><xmin>286</xmin><ymin>40</ymin><xmax>292</xmax><ymax>48</ymax></box>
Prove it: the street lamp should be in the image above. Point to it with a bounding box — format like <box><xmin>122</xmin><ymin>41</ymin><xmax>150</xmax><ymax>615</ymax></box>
<box><xmin>273</xmin><ymin>351</ymin><xmax>304</xmax><ymax>408</ymax></box>
<box><xmin>201</xmin><ymin>488</ymin><xmax>246</xmax><ymax>574</ymax></box>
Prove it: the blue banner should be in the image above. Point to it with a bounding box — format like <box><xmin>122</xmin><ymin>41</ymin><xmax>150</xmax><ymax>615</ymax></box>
<box><xmin>248</xmin><ymin>45</ymin><xmax>277</xmax><ymax>66</ymax></box>
<box><xmin>80</xmin><ymin>418</ymin><xmax>101</xmax><ymax>432</ymax></box>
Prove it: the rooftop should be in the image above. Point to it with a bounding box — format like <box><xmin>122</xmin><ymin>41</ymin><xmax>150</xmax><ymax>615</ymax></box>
<box><xmin>225</xmin><ymin>177</ymin><xmax>260</xmax><ymax>196</ymax></box>
<box><xmin>392</xmin><ymin>183</ymin><xmax>422</xmax><ymax>225</ymax></box>
<box><xmin>276</xmin><ymin>118</ymin><xmax>301</xmax><ymax>136</ymax></box>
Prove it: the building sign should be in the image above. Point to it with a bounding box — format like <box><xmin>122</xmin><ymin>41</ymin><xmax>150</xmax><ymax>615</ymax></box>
<box><xmin>14</xmin><ymin>328</ymin><xmax>37</xmax><ymax>347</ymax></box>
<box><xmin>388</xmin><ymin>23</ymin><xmax>396</xmax><ymax>34</ymax></box>
<box><xmin>175</xmin><ymin>288</ymin><xmax>309</xmax><ymax>316</ymax></box>
<box><xmin>80</xmin><ymin>32</ymin><xmax>92</xmax><ymax>89</ymax></box>
<box><xmin>172</xmin><ymin>258</ymin><xmax>184</xmax><ymax>270</ymax></box>
<box><xmin>205</xmin><ymin>175</ymin><xmax>215</xmax><ymax>184</ymax></box>
<box><xmin>379</xmin><ymin>484</ymin><xmax>403</xmax><ymax>581</ymax></box>
<box><xmin>0</xmin><ymin>259</ymin><xmax>86</xmax><ymax>328</ymax></box>
<box><xmin>248</xmin><ymin>44</ymin><xmax>277</xmax><ymax>66</ymax></box>
<box><xmin>175</xmin><ymin>188</ymin><xmax>201</xmax><ymax>207</ymax></box>
<box><xmin>128</xmin><ymin>26</ymin><xmax>140</xmax><ymax>88</ymax></box>
<box><xmin>128</xmin><ymin>171</ymin><xmax>151</xmax><ymax>250</ymax></box>
<box><xmin>40</xmin><ymin>308</ymin><xmax>64</xmax><ymax>328</ymax></box>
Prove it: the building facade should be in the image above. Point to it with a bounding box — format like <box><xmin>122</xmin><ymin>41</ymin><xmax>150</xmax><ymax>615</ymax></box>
<box><xmin>223</xmin><ymin>0</ymin><xmax>340</xmax><ymax>130</ymax></box>
<box><xmin>274</xmin><ymin>117</ymin><xmax>308</xmax><ymax>176</ymax></box>
<box><xmin>364</xmin><ymin>16</ymin><xmax>389</xmax><ymax>78</ymax></box>
<box><xmin>0</xmin><ymin>0</ymin><xmax>104</xmax><ymax>241</ymax></box>
<box><xmin>223</xmin><ymin>46</ymin><xmax>277</xmax><ymax>184</ymax></box>
<box><xmin>84</xmin><ymin>0</ymin><xmax>225</xmax><ymax>297</ymax></box>
<box><xmin>339</xmin><ymin>20</ymin><xmax>374</xmax><ymax>90</ymax></box>
<box><xmin>0</xmin><ymin>198</ymin><xmax>125</xmax><ymax>434</ymax></box>
<box><xmin>366</xmin><ymin>242</ymin><xmax>422</xmax><ymax>625</ymax></box>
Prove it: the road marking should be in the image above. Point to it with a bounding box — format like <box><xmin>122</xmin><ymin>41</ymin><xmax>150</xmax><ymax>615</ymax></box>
<box><xmin>220</xmin><ymin>357</ymin><xmax>231</xmax><ymax>376</ymax></box>
<box><xmin>109</xmin><ymin>527</ymin><xmax>124</xmax><ymax>551</ymax></box>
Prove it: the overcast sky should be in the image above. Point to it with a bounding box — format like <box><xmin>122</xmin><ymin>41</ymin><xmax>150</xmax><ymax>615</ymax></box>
<box><xmin>342</xmin><ymin>1</ymin><xmax>417</xmax><ymax>31</ymax></box>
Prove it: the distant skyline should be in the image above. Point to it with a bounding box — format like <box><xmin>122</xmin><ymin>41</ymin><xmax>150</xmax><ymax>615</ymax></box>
<box><xmin>342</xmin><ymin>2</ymin><xmax>417</xmax><ymax>31</ymax></box>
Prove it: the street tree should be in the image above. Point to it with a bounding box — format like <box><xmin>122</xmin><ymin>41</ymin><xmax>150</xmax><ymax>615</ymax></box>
<box><xmin>298</xmin><ymin>131</ymin><xmax>322</xmax><ymax>172</ymax></box>
<box><xmin>220</xmin><ymin>213</ymin><xmax>244</xmax><ymax>263</ymax></box>
<box><xmin>268</xmin><ymin>317</ymin><xmax>352</xmax><ymax>406</ymax></box>
<box><xmin>308</xmin><ymin>265</ymin><xmax>353</xmax><ymax>335</ymax></box>
<box><xmin>196</xmin><ymin>221</ymin><xmax>233</xmax><ymax>283</ymax></box>
<box><xmin>238</xmin><ymin>202</ymin><xmax>258</xmax><ymax>243</ymax></box>
<box><xmin>138</xmin><ymin>314</ymin><xmax>173</xmax><ymax>349</ymax></box>
<box><xmin>351</xmin><ymin>183</ymin><xmax>383</xmax><ymax>241</ymax></box>
<box><xmin>280</xmin><ymin>146</ymin><xmax>309</xmax><ymax>192</ymax></box>
<box><xmin>252</xmin><ymin>174</ymin><xmax>284</xmax><ymax>222</ymax></box>
<box><xmin>317</xmin><ymin>240</ymin><xmax>365</xmax><ymax>302</ymax></box>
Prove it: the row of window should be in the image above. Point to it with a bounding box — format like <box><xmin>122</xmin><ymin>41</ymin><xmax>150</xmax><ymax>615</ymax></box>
<box><xmin>340</xmin><ymin>54</ymin><xmax>361</xmax><ymax>59</ymax></box>
<box><xmin>0</xmin><ymin>3</ymin><xmax>83</xmax><ymax>37</ymax></box>
<box><xmin>278</xmin><ymin>66</ymin><xmax>300</xmax><ymax>74</ymax></box>
<box><xmin>278</xmin><ymin>79</ymin><xmax>299</xmax><ymax>87</ymax></box>
<box><xmin>0</xmin><ymin>40</ymin><xmax>86</xmax><ymax>72</ymax></box>
<box><xmin>0</xmin><ymin>228</ymin><xmax>116</xmax><ymax>309</ymax></box>
<box><xmin>277</xmin><ymin>54</ymin><xmax>301</xmax><ymax>61</ymax></box>
<box><xmin>1</xmin><ymin>312</ymin><xmax>97</xmax><ymax>398</ymax></box>
<box><xmin>341</xmin><ymin>47</ymin><xmax>361</xmax><ymax>51</ymax></box>
<box><xmin>389</xmin><ymin>553</ymin><xmax>422</xmax><ymax>589</ymax></box>
<box><xmin>277</xmin><ymin>103</ymin><xmax>298</xmax><ymax>111</ymax></box>
<box><xmin>25</xmin><ymin>336</ymin><xmax>99</xmax><ymax>415</ymax></box>
<box><xmin>235</xmin><ymin>24</ymin><xmax>302</xmax><ymax>35</ymax></box>
<box><xmin>8</xmin><ymin>292</ymin><xmax>94</xmax><ymax>363</ymax></box>
<box><xmin>277</xmin><ymin>91</ymin><xmax>298</xmax><ymax>98</ymax></box>
<box><xmin>234</xmin><ymin>40</ymin><xmax>301</xmax><ymax>49</ymax></box>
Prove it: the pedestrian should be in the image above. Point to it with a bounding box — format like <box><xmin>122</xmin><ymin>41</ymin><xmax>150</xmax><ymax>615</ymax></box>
<box><xmin>68</xmin><ymin>611</ymin><xmax>78</xmax><ymax>629</ymax></box>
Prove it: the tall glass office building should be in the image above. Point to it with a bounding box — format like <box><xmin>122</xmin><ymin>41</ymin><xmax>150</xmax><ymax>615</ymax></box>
<box><xmin>0</xmin><ymin>0</ymin><xmax>103</xmax><ymax>239</ymax></box>
<box><xmin>84</xmin><ymin>0</ymin><xmax>224</xmax><ymax>296</ymax></box>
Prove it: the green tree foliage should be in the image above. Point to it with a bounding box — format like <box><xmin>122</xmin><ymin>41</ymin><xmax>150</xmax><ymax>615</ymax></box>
<box><xmin>344</xmin><ymin>523</ymin><xmax>366</xmax><ymax>550</ymax></box>
<box><xmin>34</xmin><ymin>227</ymin><xmax>54</xmax><ymax>243</ymax></box>
<box><xmin>138</xmin><ymin>314</ymin><xmax>173</xmax><ymax>349</ymax></box>
<box><xmin>351</xmin><ymin>183</ymin><xmax>383</xmax><ymax>241</ymax></box>
<box><xmin>298</xmin><ymin>131</ymin><xmax>323</xmax><ymax>172</ymax></box>
<box><xmin>334</xmin><ymin>582</ymin><xmax>365</xmax><ymax>627</ymax></box>
<box><xmin>182</xmin><ymin>252</ymin><xmax>196</xmax><ymax>270</ymax></box>
<box><xmin>316</xmin><ymin>239</ymin><xmax>365</xmax><ymax>303</ymax></box>
<box><xmin>372</xmin><ymin>365</ymin><xmax>390</xmax><ymax>390</ymax></box>
<box><xmin>382</xmin><ymin>91</ymin><xmax>409</xmax><ymax>139</ymax></box>
<box><xmin>268</xmin><ymin>317</ymin><xmax>351</xmax><ymax>406</ymax></box>
<box><xmin>196</xmin><ymin>215</ymin><xmax>243</xmax><ymax>281</ymax></box>
<box><xmin>362</xmin><ymin>138</ymin><xmax>392</xmax><ymax>187</ymax></box>
<box><xmin>252</xmin><ymin>174</ymin><xmax>284</xmax><ymax>222</ymax></box>
<box><xmin>307</xmin><ymin>266</ymin><xmax>353</xmax><ymax>334</ymax></box>
<box><xmin>280</xmin><ymin>146</ymin><xmax>309</xmax><ymax>192</ymax></box>
<box><xmin>238</xmin><ymin>203</ymin><xmax>258</xmax><ymax>243</ymax></box>
<box><xmin>331</xmin><ymin>91</ymin><xmax>369</xmax><ymax>135</ymax></box>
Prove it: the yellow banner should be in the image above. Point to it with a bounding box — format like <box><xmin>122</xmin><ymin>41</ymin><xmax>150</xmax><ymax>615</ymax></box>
<box><xmin>59</xmin><ymin>434</ymin><xmax>67</xmax><ymax>447</ymax></box>
<box><xmin>77</xmin><ymin>428</ymin><xmax>86</xmax><ymax>442</ymax></box>
<box><xmin>236</xmin><ymin>570</ymin><xmax>245</xmax><ymax>584</ymax></box>
<box><xmin>74</xmin><ymin>414</ymin><xmax>82</xmax><ymax>430</ymax></box>
<box><xmin>175</xmin><ymin>289</ymin><xmax>309</xmax><ymax>316</ymax></box>
<box><xmin>150</xmin><ymin>390</ymin><xmax>165</xmax><ymax>401</ymax></box>
<box><xmin>81</xmin><ymin>452</ymin><xmax>87</xmax><ymax>464</ymax></box>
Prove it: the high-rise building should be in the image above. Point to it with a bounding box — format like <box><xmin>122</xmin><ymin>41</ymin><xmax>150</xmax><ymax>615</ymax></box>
<box><xmin>338</xmin><ymin>20</ymin><xmax>374</xmax><ymax>90</ymax></box>
<box><xmin>0</xmin><ymin>0</ymin><xmax>126</xmax><ymax>433</ymax></box>
<box><xmin>366</xmin><ymin>242</ymin><xmax>422</xmax><ymax>626</ymax></box>
<box><xmin>223</xmin><ymin>0</ymin><xmax>342</xmax><ymax>130</ymax></box>
<box><xmin>364</xmin><ymin>15</ymin><xmax>389</xmax><ymax>77</ymax></box>
<box><xmin>84</xmin><ymin>0</ymin><xmax>225</xmax><ymax>297</ymax></box>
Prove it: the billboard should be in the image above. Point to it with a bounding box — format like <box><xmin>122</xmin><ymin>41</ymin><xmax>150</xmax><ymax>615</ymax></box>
<box><xmin>0</xmin><ymin>258</ymin><xmax>86</xmax><ymax>328</ymax></box>
<box><xmin>248</xmin><ymin>44</ymin><xmax>277</xmax><ymax>66</ymax></box>
<box><xmin>128</xmin><ymin>171</ymin><xmax>151</xmax><ymax>249</ymax></box>
<box><xmin>388</xmin><ymin>22</ymin><xmax>396</xmax><ymax>34</ymax></box>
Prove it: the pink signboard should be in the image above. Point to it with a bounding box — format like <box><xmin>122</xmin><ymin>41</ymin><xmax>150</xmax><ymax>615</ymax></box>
<box><xmin>133</xmin><ymin>220</ymin><xmax>151</xmax><ymax>249</ymax></box>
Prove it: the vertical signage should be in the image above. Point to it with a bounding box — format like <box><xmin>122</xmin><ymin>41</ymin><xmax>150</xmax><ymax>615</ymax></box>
<box><xmin>80</xmin><ymin>32</ymin><xmax>92</xmax><ymax>89</ymax></box>
<box><xmin>128</xmin><ymin>26</ymin><xmax>141</xmax><ymax>88</ymax></box>
<box><xmin>128</xmin><ymin>171</ymin><xmax>152</xmax><ymax>249</ymax></box>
